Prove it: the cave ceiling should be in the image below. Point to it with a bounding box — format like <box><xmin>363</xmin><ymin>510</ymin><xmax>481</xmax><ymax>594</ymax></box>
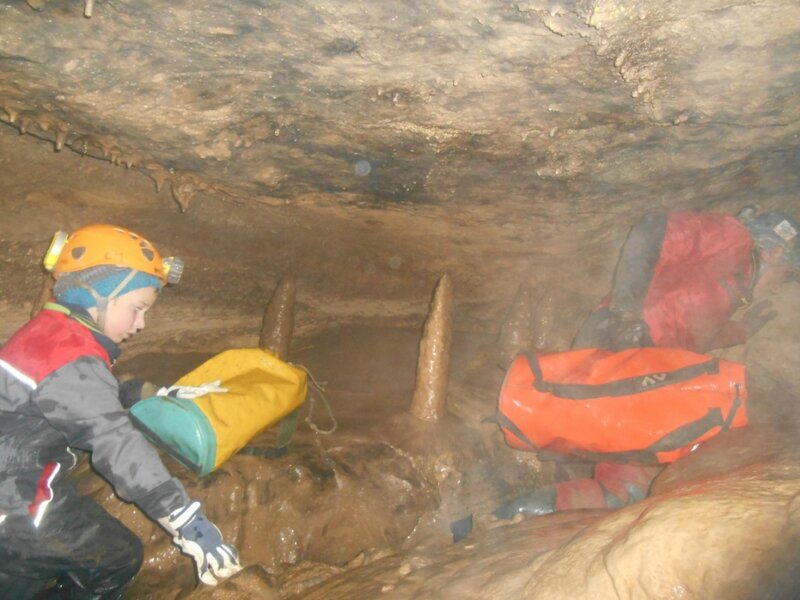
<box><xmin>2</xmin><ymin>4</ymin><xmax>800</xmax><ymax>597</ymax></box>
<box><xmin>2</xmin><ymin>0</ymin><xmax>798</xmax><ymax>214</ymax></box>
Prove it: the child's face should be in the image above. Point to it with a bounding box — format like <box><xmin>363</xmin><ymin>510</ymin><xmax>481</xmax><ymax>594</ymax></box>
<box><xmin>101</xmin><ymin>286</ymin><xmax>159</xmax><ymax>343</ymax></box>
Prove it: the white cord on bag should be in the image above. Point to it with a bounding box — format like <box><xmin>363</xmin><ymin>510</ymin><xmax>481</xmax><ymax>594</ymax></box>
<box><xmin>296</xmin><ymin>365</ymin><xmax>337</xmax><ymax>435</ymax></box>
<box><xmin>156</xmin><ymin>380</ymin><xmax>229</xmax><ymax>399</ymax></box>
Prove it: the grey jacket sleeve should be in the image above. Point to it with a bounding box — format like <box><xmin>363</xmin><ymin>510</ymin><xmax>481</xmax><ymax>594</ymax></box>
<box><xmin>608</xmin><ymin>213</ymin><xmax>668</xmax><ymax>316</ymax></box>
<box><xmin>34</xmin><ymin>356</ymin><xmax>189</xmax><ymax>520</ymax></box>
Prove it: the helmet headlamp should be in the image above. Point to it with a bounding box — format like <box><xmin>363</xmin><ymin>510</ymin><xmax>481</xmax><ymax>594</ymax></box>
<box><xmin>163</xmin><ymin>257</ymin><xmax>184</xmax><ymax>285</ymax></box>
<box><xmin>43</xmin><ymin>230</ymin><xmax>70</xmax><ymax>273</ymax></box>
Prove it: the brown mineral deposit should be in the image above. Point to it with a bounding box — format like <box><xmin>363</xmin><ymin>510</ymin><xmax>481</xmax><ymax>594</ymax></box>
<box><xmin>259</xmin><ymin>272</ymin><xmax>296</xmax><ymax>360</ymax></box>
<box><xmin>498</xmin><ymin>284</ymin><xmax>533</xmax><ymax>364</ymax></box>
<box><xmin>410</xmin><ymin>274</ymin><xmax>453</xmax><ymax>421</ymax></box>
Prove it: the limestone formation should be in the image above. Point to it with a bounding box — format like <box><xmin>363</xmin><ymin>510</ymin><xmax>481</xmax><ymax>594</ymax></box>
<box><xmin>1</xmin><ymin>1</ymin><xmax>799</xmax><ymax>598</ymax></box>
<box><xmin>2</xmin><ymin>1</ymin><xmax>795</xmax><ymax>209</ymax></box>
<box><xmin>259</xmin><ymin>272</ymin><xmax>296</xmax><ymax>360</ymax></box>
<box><xmin>410</xmin><ymin>274</ymin><xmax>453</xmax><ymax>422</ymax></box>
<box><xmin>498</xmin><ymin>284</ymin><xmax>533</xmax><ymax>365</ymax></box>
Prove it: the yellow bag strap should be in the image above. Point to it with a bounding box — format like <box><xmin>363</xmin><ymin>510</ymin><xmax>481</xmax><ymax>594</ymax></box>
<box><xmin>238</xmin><ymin>364</ymin><xmax>337</xmax><ymax>460</ymax></box>
<box><xmin>239</xmin><ymin>412</ymin><xmax>298</xmax><ymax>459</ymax></box>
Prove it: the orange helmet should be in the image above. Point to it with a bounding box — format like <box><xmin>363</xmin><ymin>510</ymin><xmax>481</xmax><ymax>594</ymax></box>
<box><xmin>43</xmin><ymin>224</ymin><xmax>183</xmax><ymax>285</ymax></box>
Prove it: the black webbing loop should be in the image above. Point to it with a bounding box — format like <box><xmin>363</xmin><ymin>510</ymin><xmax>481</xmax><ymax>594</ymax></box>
<box><xmin>527</xmin><ymin>353</ymin><xmax>720</xmax><ymax>400</ymax></box>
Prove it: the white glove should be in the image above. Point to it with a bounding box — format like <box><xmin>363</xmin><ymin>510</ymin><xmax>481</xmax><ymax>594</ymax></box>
<box><xmin>158</xmin><ymin>501</ymin><xmax>242</xmax><ymax>586</ymax></box>
<box><xmin>156</xmin><ymin>379</ymin><xmax>228</xmax><ymax>399</ymax></box>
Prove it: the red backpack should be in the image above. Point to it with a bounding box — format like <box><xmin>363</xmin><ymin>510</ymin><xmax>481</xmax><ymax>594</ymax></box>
<box><xmin>496</xmin><ymin>347</ymin><xmax>747</xmax><ymax>464</ymax></box>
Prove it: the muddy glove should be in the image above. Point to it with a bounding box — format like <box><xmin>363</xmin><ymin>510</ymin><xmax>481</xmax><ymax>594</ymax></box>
<box><xmin>118</xmin><ymin>379</ymin><xmax>159</xmax><ymax>409</ymax></box>
<box><xmin>741</xmin><ymin>300</ymin><xmax>777</xmax><ymax>338</ymax></box>
<box><xmin>159</xmin><ymin>501</ymin><xmax>242</xmax><ymax>586</ymax></box>
<box><xmin>157</xmin><ymin>380</ymin><xmax>228</xmax><ymax>399</ymax></box>
<box><xmin>607</xmin><ymin>310</ymin><xmax>651</xmax><ymax>351</ymax></box>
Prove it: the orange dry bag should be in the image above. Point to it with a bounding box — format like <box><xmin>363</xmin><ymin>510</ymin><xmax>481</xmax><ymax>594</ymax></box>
<box><xmin>497</xmin><ymin>347</ymin><xmax>747</xmax><ymax>464</ymax></box>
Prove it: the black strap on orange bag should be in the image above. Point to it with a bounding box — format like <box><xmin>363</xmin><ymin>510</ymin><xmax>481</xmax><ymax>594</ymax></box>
<box><xmin>529</xmin><ymin>353</ymin><xmax>720</xmax><ymax>398</ymax></box>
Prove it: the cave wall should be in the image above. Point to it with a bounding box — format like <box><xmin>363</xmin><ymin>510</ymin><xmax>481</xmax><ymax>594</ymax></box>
<box><xmin>2</xmin><ymin>1</ymin><xmax>799</xmax><ymax>335</ymax></box>
<box><xmin>1</xmin><ymin>1</ymin><xmax>799</xmax><ymax>335</ymax></box>
<box><xmin>2</xmin><ymin>1</ymin><xmax>797</xmax><ymax>203</ymax></box>
<box><xmin>1</xmin><ymin>2</ymin><xmax>800</xmax><ymax>598</ymax></box>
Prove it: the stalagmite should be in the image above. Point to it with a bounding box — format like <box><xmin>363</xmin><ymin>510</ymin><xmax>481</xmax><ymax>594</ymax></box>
<box><xmin>259</xmin><ymin>272</ymin><xmax>296</xmax><ymax>360</ymax></box>
<box><xmin>410</xmin><ymin>274</ymin><xmax>453</xmax><ymax>422</ymax></box>
<box><xmin>532</xmin><ymin>291</ymin><xmax>554</xmax><ymax>350</ymax></box>
<box><xmin>30</xmin><ymin>276</ymin><xmax>53</xmax><ymax>319</ymax></box>
<box><xmin>498</xmin><ymin>284</ymin><xmax>532</xmax><ymax>365</ymax></box>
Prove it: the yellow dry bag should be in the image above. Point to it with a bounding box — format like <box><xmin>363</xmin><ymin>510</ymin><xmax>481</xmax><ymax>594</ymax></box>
<box><xmin>130</xmin><ymin>348</ymin><xmax>307</xmax><ymax>475</ymax></box>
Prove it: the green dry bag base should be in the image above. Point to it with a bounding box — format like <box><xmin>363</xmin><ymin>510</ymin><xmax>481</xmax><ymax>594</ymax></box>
<box><xmin>130</xmin><ymin>395</ymin><xmax>218</xmax><ymax>476</ymax></box>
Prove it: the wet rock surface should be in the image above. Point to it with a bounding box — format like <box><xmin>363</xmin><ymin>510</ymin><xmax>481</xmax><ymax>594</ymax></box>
<box><xmin>75</xmin><ymin>324</ymin><xmax>546</xmax><ymax>598</ymax></box>
<box><xmin>1</xmin><ymin>0</ymin><xmax>800</xmax><ymax>598</ymax></box>
<box><xmin>1</xmin><ymin>1</ymin><xmax>798</xmax><ymax>213</ymax></box>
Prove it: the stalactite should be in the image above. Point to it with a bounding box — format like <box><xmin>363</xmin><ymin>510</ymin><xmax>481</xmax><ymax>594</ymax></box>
<box><xmin>3</xmin><ymin>107</ymin><xmax>18</xmax><ymax>124</ymax></box>
<box><xmin>71</xmin><ymin>135</ymin><xmax>90</xmax><ymax>155</ymax></box>
<box><xmin>170</xmin><ymin>174</ymin><xmax>209</xmax><ymax>212</ymax></box>
<box><xmin>17</xmin><ymin>116</ymin><xmax>30</xmax><ymax>135</ymax></box>
<box><xmin>410</xmin><ymin>274</ymin><xmax>453</xmax><ymax>422</ymax></box>
<box><xmin>84</xmin><ymin>0</ymin><xmax>94</xmax><ymax>18</ymax></box>
<box><xmin>143</xmin><ymin>165</ymin><xmax>169</xmax><ymax>192</ymax></box>
<box><xmin>54</xmin><ymin>128</ymin><xmax>68</xmax><ymax>152</ymax></box>
<box><xmin>259</xmin><ymin>272</ymin><xmax>296</xmax><ymax>361</ymax></box>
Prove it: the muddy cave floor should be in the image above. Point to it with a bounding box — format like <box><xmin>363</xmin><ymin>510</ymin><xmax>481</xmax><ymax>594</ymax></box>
<box><xmin>108</xmin><ymin>324</ymin><xmax>554</xmax><ymax>598</ymax></box>
<box><xmin>3</xmin><ymin>126</ymin><xmax>800</xmax><ymax>598</ymax></box>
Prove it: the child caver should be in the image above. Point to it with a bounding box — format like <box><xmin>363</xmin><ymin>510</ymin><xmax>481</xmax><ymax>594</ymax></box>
<box><xmin>0</xmin><ymin>224</ymin><xmax>241</xmax><ymax>598</ymax></box>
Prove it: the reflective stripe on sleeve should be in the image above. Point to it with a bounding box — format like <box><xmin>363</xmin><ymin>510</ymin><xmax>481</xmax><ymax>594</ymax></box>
<box><xmin>29</xmin><ymin>462</ymin><xmax>61</xmax><ymax>528</ymax></box>
<box><xmin>0</xmin><ymin>359</ymin><xmax>38</xmax><ymax>390</ymax></box>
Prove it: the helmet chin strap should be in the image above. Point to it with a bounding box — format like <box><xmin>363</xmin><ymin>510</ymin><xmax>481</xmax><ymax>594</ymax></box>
<box><xmin>82</xmin><ymin>270</ymin><xmax>138</xmax><ymax>333</ymax></box>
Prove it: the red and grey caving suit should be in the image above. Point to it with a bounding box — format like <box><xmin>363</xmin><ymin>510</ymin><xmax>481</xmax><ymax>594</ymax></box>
<box><xmin>527</xmin><ymin>212</ymin><xmax>755</xmax><ymax>515</ymax></box>
<box><xmin>0</xmin><ymin>304</ymin><xmax>189</xmax><ymax>599</ymax></box>
<box><xmin>574</xmin><ymin>210</ymin><xmax>755</xmax><ymax>353</ymax></box>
